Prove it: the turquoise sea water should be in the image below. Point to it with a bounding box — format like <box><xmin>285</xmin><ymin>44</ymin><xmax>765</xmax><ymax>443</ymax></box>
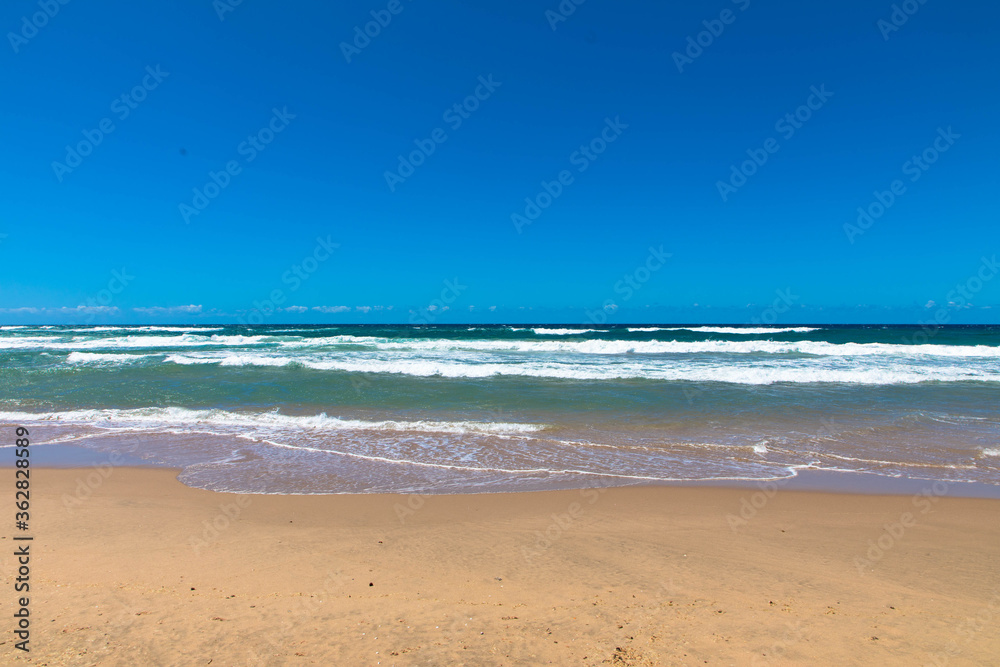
<box><xmin>1</xmin><ymin>324</ymin><xmax>998</xmax><ymax>494</ymax></box>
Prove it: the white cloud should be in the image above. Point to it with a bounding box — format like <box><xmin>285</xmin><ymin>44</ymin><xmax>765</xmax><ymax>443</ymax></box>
<box><xmin>0</xmin><ymin>305</ymin><xmax>122</xmax><ymax>315</ymax></box>
<box><xmin>283</xmin><ymin>305</ymin><xmax>308</xmax><ymax>313</ymax></box>
<box><xmin>132</xmin><ymin>305</ymin><xmax>202</xmax><ymax>315</ymax></box>
<box><xmin>356</xmin><ymin>306</ymin><xmax>372</xmax><ymax>313</ymax></box>
<box><xmin>0</xmin><ymin>305</ymin><xmax>123</xmax><ymax>316</ymax></box>
<box><xmin>312</xmin><ymin>306</ymin><xmax>350</xmax><ymax>314</ymax></box>
<box><xmin>65</xmin><ymin>305</ymin><xmax>120</xmax><ymax>315</ymax></box>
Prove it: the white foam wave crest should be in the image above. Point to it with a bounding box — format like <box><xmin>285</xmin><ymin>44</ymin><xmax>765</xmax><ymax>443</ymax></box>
<box><xmin>531</xmin><ymin>328</ymin><xmax>598</xmax><ymax>335</ymax></box>
<box><xmin>0</xmin><ymin>333</ymin><xmax>273</xmax><ymax>350</ymax></box>
<box><xmin>651</xmin><ymin>326</ymin><xmax>822</xmax><ymax>334</ymax></box>
<box><xmin>0</xmin><ymin>407</ymin><xmax>546</xmax><ymax>435</ymax></box>
<box><xmin>60</xmin><ymin>326</ymin><xmax>225</xmax><ymax>333</ymax></box>
<box><xmin>279</xmin><ymin>336</ymin><xmax>1000</xmax><ymax>358</ymax></box>
<box><xmin>982</xmin><ymin>448</ymin><xmax>1000</xmax><ymax>458</ymax></box>
<box><xmin>18</xmin><ymin>332</ymin><xmax>996</xmax><ymax>359</ymax></box>
<box><xmin>0</xmin><ymin>326</ymin><xmax>224</xmax><ymax>334</ymax></box>
<box><xmin>5</xmin><ymin>331</ymin><xmax>1000</xmax><ymax>361</ymax></box>
<box><xmin>66</xmin><ymin>352</ymin><xmax>157</xmax><ymax>364</ymax></box>
<box><xmin>160</xmin><ymin>352</ymin><xmax>1000</xmax><ymax>384</ymax></box>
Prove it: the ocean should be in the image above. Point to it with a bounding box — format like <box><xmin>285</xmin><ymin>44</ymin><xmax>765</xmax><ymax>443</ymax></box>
<box><xmin>1</xmin><ymin>324</ymin><xmax>999</xmax><ymax>495</ymax></box>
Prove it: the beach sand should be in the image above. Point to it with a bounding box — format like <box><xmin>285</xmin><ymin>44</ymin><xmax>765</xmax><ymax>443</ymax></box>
<box><xmin>5</xmin><ymin>467</ymin><xmax>999</xmax><ymax>665</ymax></box>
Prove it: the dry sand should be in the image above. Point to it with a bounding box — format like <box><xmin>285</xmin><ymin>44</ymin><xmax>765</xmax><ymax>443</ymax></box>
<box><xmin>3</xmin><ymin>467</ymin><xmax>999</xmax><ymax>666</ymax></box>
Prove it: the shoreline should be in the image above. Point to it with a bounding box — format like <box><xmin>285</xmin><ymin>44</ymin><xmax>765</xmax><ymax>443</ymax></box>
<box><xmin>8</xmin><ymin>466</ymin><xmax>1000</xmax><ymax>664</ymax></box>
<box><xmin>15</xmin><ymin>441</ymin><xmax>1000</xmax><ymax>499</ymax></box>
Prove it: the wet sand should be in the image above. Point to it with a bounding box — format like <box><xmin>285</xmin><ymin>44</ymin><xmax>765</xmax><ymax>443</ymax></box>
<box><xmin>4</xmin><ymin>467</ymin><xmax>999</xmax><ymax>665</ymax></box>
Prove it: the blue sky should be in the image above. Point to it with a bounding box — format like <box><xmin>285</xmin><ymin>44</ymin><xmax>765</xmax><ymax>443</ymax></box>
<box><xmin>1</xmin><ymin>0</ymin><xmax>998</xmax><ymax>324</ymax></box>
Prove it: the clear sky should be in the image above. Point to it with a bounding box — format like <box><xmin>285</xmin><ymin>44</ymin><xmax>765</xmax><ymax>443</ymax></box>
<box><xmin>1</xmin><ymin>0</ymin><xmax>998</xmax><ymax>324</ymax></box>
